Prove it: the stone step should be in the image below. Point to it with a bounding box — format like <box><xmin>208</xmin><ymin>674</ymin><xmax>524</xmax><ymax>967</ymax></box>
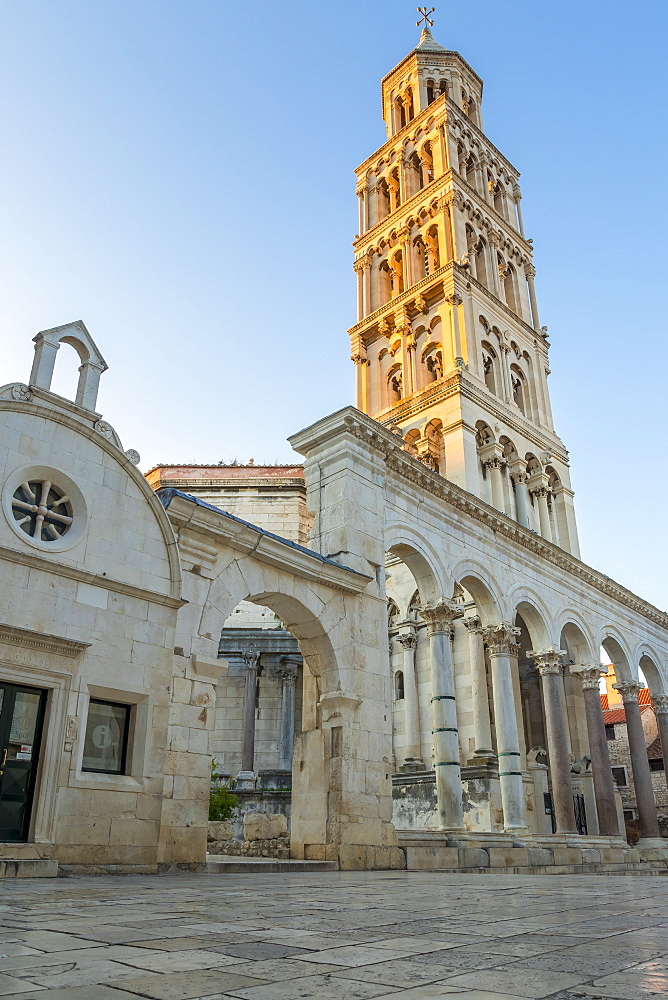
<box><xmin>205</xmin><ymin>855</ymin><xmax>338</xmax><ymax>873</ymax></box>
<box><xmin>0</xmin><ymin>859</ymin><xmax>58</xmax><ymax>878</ymax></box>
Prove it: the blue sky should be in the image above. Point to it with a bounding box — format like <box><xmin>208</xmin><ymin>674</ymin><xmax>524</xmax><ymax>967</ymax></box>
<box><xmin>1</xmin><ymin>0</ymin><xmax>667</xmax><ymax>610</ymax></box>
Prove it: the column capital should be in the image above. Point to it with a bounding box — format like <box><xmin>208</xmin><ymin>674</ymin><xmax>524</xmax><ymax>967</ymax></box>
<box><xmin>446</xmin><ymin>292</ymin><xmax>463</xmax><ymax>307</ymax></box>
<box><xmin>277</xmin><ymin>656</ymin><xmax>300</xmax><ymax>682</ymax></box>
<box><xmin>463</xmin><ymin>615</ymin><xmax>482</xmax><ymax>633</ymax></box>
<box><xmin>524</xmin><ymin>262</ymin><xmax>536</xmax><ymax>278</ymax></box>
<box><xmin>397</xmin><ymin>632</ymin><xmax>418</xmax><ymax>649</ymax></box>
<box><xmin>613</xmin><ymin>681</ymin><xmax>645</xmax><ymax>704</ymax></box>
<box><xmin>417</xmin><ymin>598</ymin><xmax>463</xmax><ymax>635</ymax></box>
<box><xmin>570</xmin><ymin>663</ymin><xmax>607</xmax><ymax>690</ymax></box>
<box><xmin>528</xmin><ymin>647</ymin><xmax>566</xmax><ymax>673</ymax></box>
<box><xmin>242</xmin><ymin>651</ymin><xmax>260</xmax><ymax>671</ymax></box>
<box><xmin>482</xmin><ymin>623</ymin><xmax>521</xmax><ymax>656</ymax></box>
<box><xmin>652</xmin><ymin>694</ymin><xmax>668</xmax><ymax>714</ymax></box>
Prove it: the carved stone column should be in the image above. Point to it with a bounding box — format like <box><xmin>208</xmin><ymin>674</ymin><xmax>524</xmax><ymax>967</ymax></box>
<box><xmin>482</xmin><ymin>623</ymin><xmax>527</xmax><ymax>832</ymax></box>
<box><xmin>653</xmin><ymin>695</ymin><xmax>668</xmax><ymax>803</ymax></box>
<box><xmin>397</xmin><ymin>632</ymin><xmax>422</xmax><ymax>762</ymax></box>
<box><xmin>446</xmin><ymin>293</ymin><xmax>464</xmax><ymax>367</ymax></box>
<box><xmin>510</xmin><ymin>468</ymin><xmax>531</xmax><ymax>528</ymax></box>
<box><xmin>613</xmin><ymin>681</ymin><xmax>662</xmax><ymax>843</ymax></box>
<box><xmin>419</xmin><ymin>599</ymin><xmax>465</xmax><ymax>831</ymax></box>
<box><xmin>463</xmin><ymin>616</ymin><xmax>493</xmax><ymax>758</ymax></box>
<box><xmin>240</xmin><ymin>652</ymin><xmax>260</xmax><ymax>778</ymax></box>
<box><xmin>530</xmin><ymin>486</ymin><xmax>553</xmax><ymax>542</ymax></box>
<box><xmin>529</xmin><ymin>648</ymin><xmax>577</xmax><ymax>835</ymax></box>
<box><xmin>570</xmin><ymin>665</ymin><xmax>620</xmax><ymax>837</ymax></box>
<box><xmin>278</xmin><ymin>657</ymin><xmax>300</xmax><ymax>771</ymax></box>
<box><xmin>483</xmin><ymin>456</ymin><xmax>506</xmax><ymax>513</ymax></box>
<box><xmin>524</xmin><ymin>262</ymin><xmax>540</xmax><ymax>331</ymax></box>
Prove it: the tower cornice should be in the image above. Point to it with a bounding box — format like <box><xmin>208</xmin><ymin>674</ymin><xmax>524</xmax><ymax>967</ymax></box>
<box><xmin>353</xmin><ymin>168</ymin><xmax>530</xmax><ymax>253</ymax></box>
<box><xmin>373</xmin><ymin>368</ymin><xmax>570</xmax><ymax>465</ymax></box>
<box><xmin>380</xmin><ymin>46</ymin><xmax>484</xmax><ymax>93</ymax></box>
<box><xmin>348</xmin><ymin>262</ymin><xmax>546</xmax><ymax>347</ymax></box>
<box><xmin>354</xmin><ymin>94</ymin><xmax>519</xmax><ymax>183</ymax></box>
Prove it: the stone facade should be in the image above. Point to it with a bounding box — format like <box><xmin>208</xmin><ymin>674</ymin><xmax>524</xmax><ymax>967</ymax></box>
<box><xmin>2</xmin><ymin>26</ymin><xmax>668</xmax><ymax>877</ymax></box>
<box><xmin>0</xmin><ymin>322</ymin><xmax>184</xmax><ymax>872</ymax></box>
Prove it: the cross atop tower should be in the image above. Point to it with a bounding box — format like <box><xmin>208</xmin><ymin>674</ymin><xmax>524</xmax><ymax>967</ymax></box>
<box><xmin>416</xmin><ymin>6</ymin><xmax>435</xmax><ymax>29</ymax></box>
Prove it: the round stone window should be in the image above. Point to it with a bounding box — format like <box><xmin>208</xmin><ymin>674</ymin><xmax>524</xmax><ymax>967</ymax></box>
<box><xmin>3</xmin><ymin>465</ymin><xmax>87</xmax><ymax>552</ymax></box>
<box><xmin>11</xmin><ymin>480</ymin><xmax>74</xmax><ymax>542</ymax></box>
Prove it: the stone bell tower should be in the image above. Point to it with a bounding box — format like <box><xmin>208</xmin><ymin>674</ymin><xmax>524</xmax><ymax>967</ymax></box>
<box><xmin>349</xmin><ymin>22</ymin><xmax>580</xmax><ymax>556</ymax></box>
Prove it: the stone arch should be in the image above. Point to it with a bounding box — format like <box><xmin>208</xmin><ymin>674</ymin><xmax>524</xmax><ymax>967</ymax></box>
<box><xmin>450</xmin><ymin>558</ymin><xmax>504</xmax><ymax>625</ymax></box>
<box><xmin>558</xmin><ymin>615</ymin><xmax>596</xmax><ymax>666</ymax></box>
<box><xmin>598</xmin><ymin>629</ymin><xmax>635</xmax><ymax>682</ymax></box>
<box><xmin>383</xmin><ymin>525</ymin><xmax>446</xmax><ymax>601</ymax></box>
<box><xmin>636</xmin><ymin>647</ymin><xmax>667</xmax><ymax>697</ymax></box>
<box><xmin>509</xmin><ymin>591</ymin><xmax>553</xmax><ymax>649</ymax></box>
<box><xmin>30</xmin><ymin>320</ymin><xmax>108</xmax><ymax>411</ymax></box>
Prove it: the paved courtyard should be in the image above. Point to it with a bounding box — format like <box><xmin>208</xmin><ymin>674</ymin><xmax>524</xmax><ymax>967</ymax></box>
<box><xmin>1</xmin><ymin>872</ymin><xmax>668</xmax><ymax>1000</ymax></box>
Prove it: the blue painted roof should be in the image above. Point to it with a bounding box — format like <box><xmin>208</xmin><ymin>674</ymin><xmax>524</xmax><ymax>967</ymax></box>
<box><xmin>157</xmin><ymin>487</ymin><xmax>369</xmax><ymax>579</ymax></box>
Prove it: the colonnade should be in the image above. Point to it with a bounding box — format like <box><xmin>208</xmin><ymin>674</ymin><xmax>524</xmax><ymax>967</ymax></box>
<box><xmin>394</xmin><ymin>600</ymin><xmax>666</xmax><ymax>843</ymax></box>
<box><xmin>237</xmin><ymin>653</ymin><xmax>301</xmax><ymax>782</ymax></box>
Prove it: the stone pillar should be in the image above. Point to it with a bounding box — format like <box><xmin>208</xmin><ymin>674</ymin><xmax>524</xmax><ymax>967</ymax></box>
<box><xmin>529</xmin><ymin>648</ymin><xmax>577</xmax><ymax>835</ymax></box>
<box><xmin>613</xmin><ymin>681</ymin><xmax>662</xmax><ymax>844</ymax></box>
<box><xmin>278</xmin><ymin>657</ymin><xmax>300</xmax><ymax>771</ymax></box>
<box><xmin>510</xmin><ymin>469</ymin><xmax>531</xmax><ymax>528</ymax></box>
<box><xmin>463</xmin><ymin>616</ymin><xmax>493</xmax><ymax>758</ymax></box>
<box><xmin>354</xmin><ymin>262</ymin><xmax>364</xmax><ymax>321</ymax></box>
<box><xmin>653</xmin><ymin>695</ymin><xmax>668</xmax><ymax>803</ymax></box>
<box><xmin>524</xmin><ymin>263</ymin><xmax>540</xmax><ymax>331</ymax></box>
<box><xmin>419</xmin><ymin>599</ymin><xmax>465</xmax><ymax>832</ymax></box>
<box><xmin>512</xmin><ymin>183</ymin><xmax>525</xmax><ymax>237</ymax></box>
<box><xmin>482</xmin><ymin>623</ymin><xmax>527</xmax><ymax>833</ymax></box>
<box><xmin>531</xmin><ymin>487</ymin><xmax>553</xmax><ymax>542</ymax></box>
<box><xmin>446</xmin><ymin>293</ymin><xmax>464</xmax><ymax>367</ymax></box>
<box><xmin>362</xmin><ymin>254</ymin><xmax>372</xmax><ymax>317</ymax></box>
<box><xmin>239</xmin><ymin>652</ymin><xmax>260</xmax><ymax>781</ymax></box>
<box><xmin>397</xmin><ymin>632</ymin><xmax>422</xmax><ymax>762</ymax></box>
<box><xmin>570</xmin><ymin>665</ymin><xmax>620</xmax><ymax>837</ymax></box>
<box><xmin>484</xmin><ymin>457</ymin><xmax>506</xmax><ymax>513</ymax></box>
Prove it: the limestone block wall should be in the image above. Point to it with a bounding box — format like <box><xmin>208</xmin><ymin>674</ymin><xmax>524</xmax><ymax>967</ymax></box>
<box><xmin>0</xmin><ymin>384</ymin><xmax>182</xmax><ymax>870</ymax></box>
<box><xmin>212</xmin><ymin>670</ymin><xmax>303</xmax><ymax>776</ymax></box>
<box><xmin>607</xmin><ymin>715</ymin><xmax>668</xmax><ymax>829</ymax></box>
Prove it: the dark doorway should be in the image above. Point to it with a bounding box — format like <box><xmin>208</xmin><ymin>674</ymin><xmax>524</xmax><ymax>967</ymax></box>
<box><xmin>0</xmin><ymin>682</ymin><xmax>47</xmax><ymax>842</ymax></box>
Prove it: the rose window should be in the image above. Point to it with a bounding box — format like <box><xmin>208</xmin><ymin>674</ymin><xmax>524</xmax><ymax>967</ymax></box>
<box><xmin>11</xmin><ymin>480</ymin><xmax>73</xmax><ymax>542</ymax></box>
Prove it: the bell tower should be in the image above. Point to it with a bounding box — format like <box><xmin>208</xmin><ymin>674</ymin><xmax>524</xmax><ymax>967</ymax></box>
<box><xmin>349</xmin><ymin>20</ymin><xmax>580</xmax><ymax>556</ymax></box>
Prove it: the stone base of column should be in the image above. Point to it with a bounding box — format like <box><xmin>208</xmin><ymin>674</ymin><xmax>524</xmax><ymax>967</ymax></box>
<box><xmin>235</xmin><ymin>770</ymin><xmax>257</xmax><ymax>790</ymax></box>
<box><xmin>398</xmin><ymin>757</ymin><xmax>425</xmax><ymax>773</ymax></box>
<box><xmin>637</xmin><ymin>837</ymin><xmax>668</xmax><ymax>850</ymax></box>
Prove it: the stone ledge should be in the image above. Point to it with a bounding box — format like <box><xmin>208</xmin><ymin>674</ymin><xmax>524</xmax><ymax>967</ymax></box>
<box><xmin>206</xmin><ymin>856</ymin><xmax>338</xmax><ymax>873</ymax></box>
<box><xmin>0</xmin><ymin>859</ymin><xmax>58</xmax><ymax>878</ymax></box>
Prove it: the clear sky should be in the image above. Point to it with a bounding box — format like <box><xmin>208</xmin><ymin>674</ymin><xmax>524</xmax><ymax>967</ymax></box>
<box><xmin>1</xmin><ymin>0</ymin><xmax>666</xmax><ymax>610</ymax></box>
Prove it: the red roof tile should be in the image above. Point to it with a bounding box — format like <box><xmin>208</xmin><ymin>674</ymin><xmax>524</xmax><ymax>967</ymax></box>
<box><xmin>602</xmin><ymin>705</ymin><xmax>652</xmax><ymax>725</ymax></box>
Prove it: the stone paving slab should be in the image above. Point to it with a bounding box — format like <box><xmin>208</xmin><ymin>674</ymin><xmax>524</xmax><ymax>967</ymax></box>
<box><xmin>2</xmin><ymin>872</ymin><xmax>668</xmax><ymax>999</ymax></box>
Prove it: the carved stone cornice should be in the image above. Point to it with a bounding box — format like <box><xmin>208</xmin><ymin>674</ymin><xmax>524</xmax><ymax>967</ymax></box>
<box><xmin>482</xmin><ymin>623</ymin><xmax>521</xmax><ymax>655</ymax></box>
<box><xmin>377</xmin><ymin>368</ymin><xmax>569</xmax><ymax>464</ymax></box>
<box><xmin>0</xmin><ymin>623</ymin><xmax>91</xmax><ymax>658</ymax></box>
<box><xmin>417</xmin><ymin>598</ymin><xmax>463</xmax><ymax>635</ymax></box>
<box><xmin>290</xmin><ymin>407</ymin><xmax>668</xmax><ymax>632</ymax></box>
<box><xmin>528</xmin><ymin>647</ymin><xmax>566</xmax><ymax>674</ymax></box>
<box><xmin>613</xmin><ymin>681</ymin><xmax>644</xmax><ymax>704</ymax></box>
<box><xmin>570</xmin><ymin>664</ymin><xmax>607</xmax><ymax>690</ymax></box>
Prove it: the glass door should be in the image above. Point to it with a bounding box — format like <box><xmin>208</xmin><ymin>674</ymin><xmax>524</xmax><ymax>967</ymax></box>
<box><xmin>0</xmin><ymin>682</ymin><xmax>47</xmax><ymax>842</ymax></box>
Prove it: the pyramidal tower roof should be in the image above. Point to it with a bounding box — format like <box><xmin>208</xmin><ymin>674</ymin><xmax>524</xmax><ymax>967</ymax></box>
<box><xmin>415</xmin><ymin>26</ymin><xmax>447</xmax><ymax>53</ymax></box>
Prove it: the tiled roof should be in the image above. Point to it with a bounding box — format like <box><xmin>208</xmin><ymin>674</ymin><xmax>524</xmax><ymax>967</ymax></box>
<box><xmin>600</xmin><ymin>687</ymin><xmax>652</xmax><ymax>716</ymax></box>
<box><xmin>602</xmin><ymin>705</ymin><xmax>652</xmax><ymax>725</ymax></box>
<box><xmin>647</xmin><ymin>736</ymin><xmax>663</xmax><ymax>760</ymax></box>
